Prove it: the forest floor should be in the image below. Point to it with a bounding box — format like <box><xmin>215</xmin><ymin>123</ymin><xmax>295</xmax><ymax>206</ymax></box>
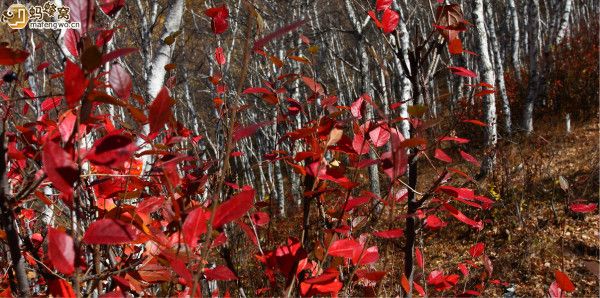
<box><xmin>479</xmin><ymin>117</ymin><xmax>600</xmax><ymax>297</ymax></box>
<box><xmin>364</xmin><ymin>116</ymin><xmax>599</xmax><ymax>297</ymax></box>
<box><xmin>255</xmin><ymin>116</ymin><xmax>599</xmax><ymax>297</ymax></box>
<box><xmin>405</xmin><ymin>116</ymin><xmax>599</xmax><ymax>297</ymax></box>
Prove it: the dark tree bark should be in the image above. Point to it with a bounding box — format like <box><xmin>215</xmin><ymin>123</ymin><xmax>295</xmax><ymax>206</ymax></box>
<box><xmin>0</xmin><ymin>131</ymin><xmax>30</xmax><ymax>297</ymax></box>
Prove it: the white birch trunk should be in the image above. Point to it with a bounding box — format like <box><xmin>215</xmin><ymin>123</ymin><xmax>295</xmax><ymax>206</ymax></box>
<box><xmin>344</xmin><ymin>0</ymin><xmax>381</xmax><ymax>198</ymax></box>
<box><xmin>523</xmin><ymin>0</ymin><xmax>541</xmax><ymax>135</ymax></box>
<box><xmin>484</xmin><ymin>0</ymin><xmax>512</xmax><ymax>135</ymax></box>
<box><xmin>507</xmin><ymin>0</ymin><xmax>522</xmax><ymax>80</ymax></box>
<box><xmin>472</xmin><ymin>0</ymin><xmax>497</xmax><ymax>177</ymax></box>
<box><xmin>555</xmin><ymin>0</ymin><xmax>573</xmax><ymax>44</ymax></box>
<box><xmin>146</xmin><ymin>0</ymin><xmax>184</xmax><ymax>99</ymax></box>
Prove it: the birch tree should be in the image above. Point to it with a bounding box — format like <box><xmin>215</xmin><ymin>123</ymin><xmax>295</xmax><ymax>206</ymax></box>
<box><xmin>507</xmin><ymin>0</ymin><xmax>521</xmax><ymax>80</ymax></box>
<box><xmin>484</xmin><ymin>0</ymin><xmax>512</xmax><ymax>135</ymax></box>
<box><xmin>472</xmin><ymin>0</ymin><xmax>497</xmax><ymax>177</ymax></box>
<box><xmin>344</xmin><ymin>0</ymin><xmax>381</xmax><ymax>199</ymax></box>
<box><xmin>146</xmin><ymin>0</ymin><xmax>185</xmax><ymax>99</ymax></box>
<box><xmin>523</xmin><ymin>0</ymin><xmax>541</xmax><ymax>134</ymax></box>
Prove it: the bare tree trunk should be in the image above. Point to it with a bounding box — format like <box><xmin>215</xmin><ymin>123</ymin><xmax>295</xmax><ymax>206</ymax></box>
<box><xmin>344</xmin><ymin>0</ymin><xmax>381</xmax><ymax>199</ymax></box>
<box><xmin>140</xmin><ymin>0</ymin><xmax>184</xmax><ymax>173</ymax></box>
<box><xmin>523</xmin><ymin>0</ymin><xmax>541</xmax><ymax>135</ymax></box>
<box><xmin>472</xmin><ymin>0</ymin><xmax>497</xmax><ymax>178</ymax></box>
<box><xmin>0</xmin><ymin>131</ymin><xmax>29</xmax><ymax>296</ymax></box>
<box><xmin>272</xmin><ymin>111</ymin><xmax>286</xmax><ymax>217</ymax></box>
<box><xmin>359</xmin><ymin>39</ymin><xmax>382</xmax><ymax>199</ymax></box>
<box><xmin>146</xmin><ymin>0</ymin><xmax>184</xmax><ymax>98</ymax></box>
<box><xmin>484</xmin><ymin>0</ymin><xmax>512</xmax><ymax>136</ymax></box>
<box><xmin>508</xmin><ymin>0</ymin><xmax>521</xmax><ymax>81</ymax></box>
<box><xmin>507</xmin><ymin>0</ymin><xmax>522</xmax><ymax>81</ymax></box>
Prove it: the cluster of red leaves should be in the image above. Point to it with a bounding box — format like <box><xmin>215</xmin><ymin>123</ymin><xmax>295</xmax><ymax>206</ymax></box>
<box><xmin>0</xmin><ymin>1</ymin><xmax>524</xmax><ymax>297</ymax></box>
<box><xmin>368</xmin><ymin>0</ymin><xmax>400</xmax><ymax>34</ymax></box>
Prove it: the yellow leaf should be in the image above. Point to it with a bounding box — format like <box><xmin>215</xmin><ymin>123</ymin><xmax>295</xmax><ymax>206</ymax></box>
<box><xmin>288</xmin><ymin>55</ymin><xmax>311</xmax><ymax>64</ymax></box>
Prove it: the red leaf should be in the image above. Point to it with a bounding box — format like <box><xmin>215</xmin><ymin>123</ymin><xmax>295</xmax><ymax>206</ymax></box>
<box><xmin>64</xmin><ymin>29</ymin><xmax>80</xmax><ymax>57</ymax></box>
<box><xmin>82</xmin><ymin>219</ymin><xmax>138</xmax><ymax>245</ymax></box>
<box><xmin>205</xmin><ymin>5</ymin><xmax>229</xmax><ymax>34</ymax></box>
<box><xmin>109</xmin><ymin>64</ymin><xmax>132</xmax><ymax>99</ymax></box>
<box><xmin>352</xmin><ymin>133</ymin><xmax>370</xmax><ymax>155</ymax></box>
<box><xmin>242</xmin><ymin>87</ymin><xmax>272</xmax><ymax>95</ymax></box>
<box><xmin>368</xmin><ymin>11</ymin><xmax>383</xmax><ymax>29</ymax></box>
<box><xmin>327</xmin><ymin>239</ymin><xmax>361</xmax><ymax>258</ymax></box>
<box><xmin>204</xmin><ymin>265</ymin><xmax>238</xmax><ymax>281</ymax></box>
<box><xmin>475</xmin><ymin>89</ymin><xmax>496</xmax><ymax>97</ymax></box>
<box><xmin>344</xmin><ymin>196</ymin><xmax>371</xmax><ymax>211</ymax></box>
<box><xmin>299</xmin><ymin>268</ymin><xmax>343</xmax><ymax>297</ymax></box>
<box><xmin>233</xmin><ymin>121</ymin><xmax>271</xmax><ymax>142</ymax></box>
<box><xmin>449</xmin><ymin>66</ymin><xmax>477</xmax><ymax>78</ymax></box>
<box><xmin>86</xmin><ymin>132</ymin><xmax>136</xmax><ymax>168</ymax></box>
<box><xmin>437</xmin><ymin>186</ymin><xmax>475</xmax><ymax>200</ymax></box>
<box><xmin>47</xmin><ymin>228</ymin><xmax>75</xmax><ymax>275</ymax></box>
<box><xmin>251</xmin><ymin>212</ymin><xmax>270</xmax><ymax>227</ymax></box>
<box><xmin>569</xmin><ymin>203</ymin><xmax>597</xmax><ymax>213</ymax></box>
<box><xmin>64</xmin><ymin>0</ymin><xmax>94</xmax><ymax>34</ymax></box>
<box><xmin>434</xmin><ymin>148</ymin><xmax>452</xmax><ymax>163</ymax></box>
<box><xmin>415</xmin><ymin>247</ymin><xmax>424</xmax><ymax>268</ymax></box>
<box><xmin>183</xmin><ymin>207</ymin><xmax>210</xmax><ymax>249</ymax></box>
<box><xmin>43</xmin><ymin>141</ymin><xmax>79</xmax><ymax>197</ymax></box>
<box><xmin>215</xmin><ymin>47</ymin><xmax>226</xmax><ymax>65</ymax></box>
<box><xmin>427</xmin><ymin>270</ymin><xmax>445</xmax><ymax>285</ymax></box>
<box><xmin>149</xmin><ymin>87</ymin><xmax>175</xmax><ymax>134</ymax></box>
<box><xmin>58</xmin><ymin>110</ymin><xmax>77</xmax><ymax>143</ymax></box>
<box><xmin>161</xmin><ymin>252</ymin><xmax>193</xmax><ymax>283</ymax></box>
<box><xmin>448</xmin><ymin>37</ymin><xmax>463</xmax><ymax>55</ymax></box>
<box><xmin>427</xmin><ymin>270</ymin><xmax>460</xmax><ymax>291</ymax></box>
<box><xmin>37</xmin><ymin>61</ymin><xmax>51</xmax><ymax>71</ymax></box>
<box><xmin>369</xmin><ymin>125</ymin><xmax>390</xmax><ymax>147</ymax></box>
<box><xmin>381</xmin><ymin>9</ymin><xmax>400</xmax><ymax>34</ymax></box>
<box><xmin>213</xmin><ymin>188</ymin><xmax>255</xmax><ymax>228</ymax></box>
<box><xmin>96</xmin><ymin>30</ymin><xmax>115</xmax><ymax>48</ymax></box>
<box><xmin>41</xmin><ymin>97</ymin><xmax>63</xmax><ymax>112</ymax></box>
<box><xmin>353</xmin><ymin>246</ymin><xmax>379</xmax><ymax>265</ymax></box>
<box><xmin>443</xmin><ymin>203</ymin><xmax>483</xmax><ymax>230</ymax></box>
<box><xmin>355</xmin><ymin>270</ymin><xmax>386</xmax><ymax>282</ymax></box>
<box><xmin>237</xmin><ymin>220</ymin><xmax>258</xmax><ymax>246</ymax></box>
<box><xmin>254</xmin><ymin>19</ymin><xmax>306</xmax><ymax>50</ymax></box>
<box><xmin>469</xmin><ymin>242</ymin><xmax>485</xmax><ymax>258</ymax></box>
<box><xmin>400</xmin><ymin>274</ymin><xmax>411</xmax><ymax>294</ymax></box>
<box><xmin>100</xmin><ymin>289</ymin><xmax>125</xmax><ymax>298</ymax></box>
<box><xmin>64</xmin><ymin>60</ymin><xmax>88</xmax><ymax>107</ymax></box>
<box><xmin>48</xmin><ymin>279</ymin><xmax>75</xmax><ymax>298</ymax></box>
<box><xmin>350</xmin><ymin>95</ymin><xmax>367</xmax><ymax>119</ymax></box>
<box><xmin>101</xmin><ymin>48</ymin><xmax>138</xmax><ymax>64</ymax></box>
<box><xmin>462</xmin><ymin>119</ymin><xmax>487</xmax><ymax>126</ymax></box>
<box><xmin>381</xmin><ymin>128</ymin><xmax>408</xmax><ymax>180</ymax></box>
<box><xmin>0</xmin><ymin>47</ymin><xmax>29</xmax><ymax>65</ymax></box>
<box><xmin>459</xmin><ymin>150</ymin><xmax>480</xmax><ymax>167</ymax></box>
<box><xmin>99</xmin><ymin>0</ymin><xmax>125</xmax><ymax>17</ymax></box>
<box><xmin>554</xmin><ymin>270</ymin><xmax>576</xmax><ymax>292</ymax></box>
<box><xmin>373</xmin><ymin>229</ymin><xmax>404</xmax><ymax>239</ymax></box>
<box><xmin>376</xmin><ymin>0</ymin><xmax>392</xmax><ymax>11</ymax></box>
<box><xmin>414</xmin><ymin>281</ymin><xmax>426</xmax><ymax>296</ymax></box>
<box><xmin>425</xmin><ymin>214</ymin><xmax>447</xmax><ymax>230</ymax></box>
<box><xmin>302</xmin><ymin>76</ymin><xmax>324</xmax><ymax>95</ymax></box>
<box><xmin>458</xmin><ymin>263</ymin><xmax>469</xmax><ymax>276</ymax></box>
<box><xmin>549</xmin><ymin>281</ymin><xmax>564</xmax><ymax>298</ymax></box>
